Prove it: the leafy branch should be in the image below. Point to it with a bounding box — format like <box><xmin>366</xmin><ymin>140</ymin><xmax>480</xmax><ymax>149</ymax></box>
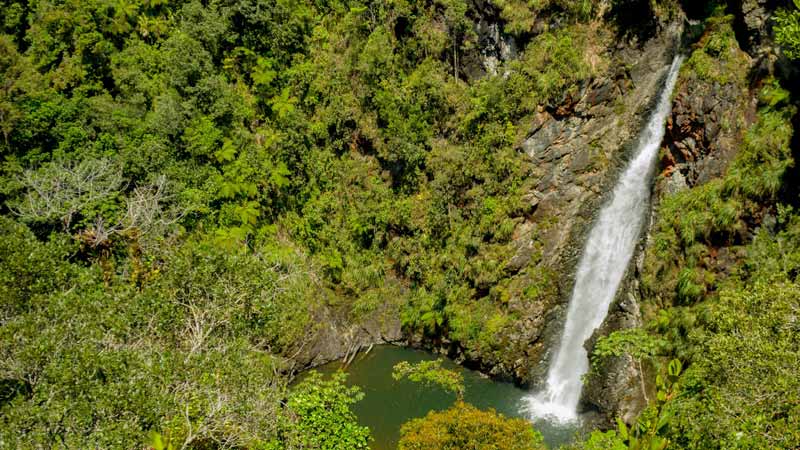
<box><xmin>392</xmin><ymin>359</ymin><xmax>465</xmax><ymax>400</ymax></box>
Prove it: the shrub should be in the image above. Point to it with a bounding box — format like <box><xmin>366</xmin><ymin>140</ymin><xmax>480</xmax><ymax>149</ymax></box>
<box><xmin>398</xmin><ymin>401</ymin><xmax>545</xmax><ymax>450</ymax></box>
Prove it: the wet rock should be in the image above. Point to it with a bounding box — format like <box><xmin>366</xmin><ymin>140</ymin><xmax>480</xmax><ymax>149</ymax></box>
<box><xmin>432</xmin><ymin>18</ymin><xmax>687</xmax><ymax>389</ymax></box>
<box><xmin>507</xmin><ymin>244</ymin><xmax>535</xmax><ymax>274</ymax></box>
<box><xmin>702</xmin><ymin>94</ymin><xmax>718</xmax><ymax>113</ymax></box>
<box><xmin>659</xmin><ymin>59</ymin><xmax>751</xmax><ymax>188</ymax></box>
<box><xmin>684</xmin><ymin>136</ymin><xmax>696</xmax><ymax>153</ymax></box>
<box><xmin>587</xmin><ymin>80</ymin><xmax>616</xmax><ymax>106</ymax></box>
<box><xmin>569</xmin><ymin>146</ymin><xmax>593</xmax><ymax>173</ymax></box>
<box><xmin>521</xmin><ymin>190</ymin><xmax>545</xmax><ymax>216</ymax></box>
<box><xmin>704</xmin><ymin>119</ymin><xmax>721</xmax><ymax>142</ymax></box>
<box><xmin>502</xmin><ymin>20</ymin><xmax>686</xmax><ymax>385</ymax></box>
<box><xmin>741</xmin><ymin>0</ymin><xmax>771</xmax><ymax>51</ymax></box>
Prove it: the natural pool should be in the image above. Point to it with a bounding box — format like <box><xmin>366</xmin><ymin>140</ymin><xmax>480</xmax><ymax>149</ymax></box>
<box><xmin>310</xmin><ymin>345</ymin><xmax>578</xmax><ymax>449</ymax></box>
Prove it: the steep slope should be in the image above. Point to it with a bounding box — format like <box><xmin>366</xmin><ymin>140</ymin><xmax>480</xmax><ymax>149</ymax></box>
<box><xmin>580</xmin><ymin>3</ymin><xmax>800</xmax><ymax>447</ymax></box>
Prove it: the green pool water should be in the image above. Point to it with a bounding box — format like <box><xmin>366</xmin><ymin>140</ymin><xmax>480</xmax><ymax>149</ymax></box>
<box><xmin>309</xmin><ymin>345</ymin><xmax>578</xmax><ymax>449</ymax></box>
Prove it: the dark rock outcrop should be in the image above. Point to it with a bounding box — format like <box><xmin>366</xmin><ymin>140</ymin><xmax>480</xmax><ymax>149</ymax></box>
<box><xmin>660</xmin><ymin>73</ymin><xmax>752</xmax><ymax>188</ymax></box>
<box><xmin>460</xmin><ymin>1</ymin><xmax>518</xmax><ymax>80</ymax></box>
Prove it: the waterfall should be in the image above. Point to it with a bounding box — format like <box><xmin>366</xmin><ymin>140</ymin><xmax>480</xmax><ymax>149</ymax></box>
<box><xmin>525</xmin><ymin>55</ymin><xmax>684</xmax><ymax>423</ymax></box>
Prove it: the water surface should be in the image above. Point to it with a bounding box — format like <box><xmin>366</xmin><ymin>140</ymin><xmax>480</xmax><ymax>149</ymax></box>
<box><xmin>312</xmin><ymin>345</ymin><xmax>577</xmax><ymax>449</ymax></box>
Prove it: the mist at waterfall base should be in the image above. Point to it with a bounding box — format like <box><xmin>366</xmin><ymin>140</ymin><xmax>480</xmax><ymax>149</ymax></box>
<box><xmin>525</xmin><ymin>55</ymin><xmax>685</xmax><ymax>424</ymax></box>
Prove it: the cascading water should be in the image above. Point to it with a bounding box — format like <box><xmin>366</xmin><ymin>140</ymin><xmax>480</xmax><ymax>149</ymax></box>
<box><xmin>525</xmin><ymin>55</ymin><xmax>684</xmax><ymax>423</ymax></box>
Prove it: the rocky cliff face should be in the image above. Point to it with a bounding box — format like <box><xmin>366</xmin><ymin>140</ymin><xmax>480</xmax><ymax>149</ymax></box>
<box><xmin>506</xmin><ymin>22</ymin><xmax>685</xmax><ymax>386</ymax></box>
<box><xmin>581</xmin><ymin>0</ymin><xmax>798</xmax><ymax>426</ymax></box>
<box><xmin>402</xmin><ymin>8</ymin><xmax>692</xmax><ymax>385</ymax></box>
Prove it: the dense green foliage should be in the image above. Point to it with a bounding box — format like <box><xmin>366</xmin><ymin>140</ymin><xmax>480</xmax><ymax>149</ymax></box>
<box><xmin>3</xmin><ymin>0</ymin><xmax>799</xmax><ymax>447</ymax></box>
<box><xmin>682</xmin><ymin>13</ymin><xmax>748</xmax><ymax>85</ymax></box>
<box><xmin>0</xmin><ymin>0</ymin><xmax>601</xmax><ymax>355</ymax></box>
<box><xmin>392</xmin><ymin>359</ymin><xmax>465</xmax><ymax>399</ymax></box>
<box><xmin>398</xmin><ymin>401</ymin><xmax>545</xmax><ymax>450</ymax></box>
<box><xmin>0</xmin><ymin>0</ymin><xmax>606</xmax><ymax>446</ymax></box>
<box><xmin>775</xmin><ymin>0</ymin><xmax>800</xmax><ymax>59</ymax></box>
<box><xmin>0</xmin><ymin>215</ymin><xmax>355</xmax><ymax>448</ymax></box>
<box><xmin>283</xmin><ymin>372</ymin><xmax>371</xmax><ymax>449</ymax></box>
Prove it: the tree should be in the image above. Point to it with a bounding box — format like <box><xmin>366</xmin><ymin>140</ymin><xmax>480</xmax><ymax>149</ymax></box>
<box><xmin>392</xmin><ymin>359</ymin><xmax>465</xmax><ymax>399</ymax></box>
<box><xmin>398</xmin><ymin>401</ymin><xmax>545</xmax><ymax>450</ymax></box>
<box><xmin>284</xmin><ymin>372</ymin><xmax>371</xmax><ymax>450</ymax></box>
<box><xmin>393</xmin><ymin>360</ymin><xmax>544</xmax><ymax>449</ymax></box>
<box><xmin>11</xmin><ymin>158</ymin><xmax>124</xmax><ymax>230</ymax></box>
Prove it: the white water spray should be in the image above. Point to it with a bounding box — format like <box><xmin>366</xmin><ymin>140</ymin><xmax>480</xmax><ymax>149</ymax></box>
<box><xmin>525</xmin><ymin>55</ymin><xmax>684</xmax><ymax>423</ymax></box>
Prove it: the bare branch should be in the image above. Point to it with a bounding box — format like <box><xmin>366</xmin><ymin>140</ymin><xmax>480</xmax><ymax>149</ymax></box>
<box><xmin>12</xmin><ymin>158</ymin><xmax>124</xmax><ymax>230</ymax></box>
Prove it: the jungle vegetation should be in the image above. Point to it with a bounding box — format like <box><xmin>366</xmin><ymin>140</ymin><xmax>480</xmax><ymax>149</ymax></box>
<box><xmin>1</xmin><ymin>0</ymin><xmax>799</xmax><ymax>449</ymax></box>
<box><xmin>0</xmin><ymin>0</ymin><xmax>600</xmax><ymax>447</ymax></box>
